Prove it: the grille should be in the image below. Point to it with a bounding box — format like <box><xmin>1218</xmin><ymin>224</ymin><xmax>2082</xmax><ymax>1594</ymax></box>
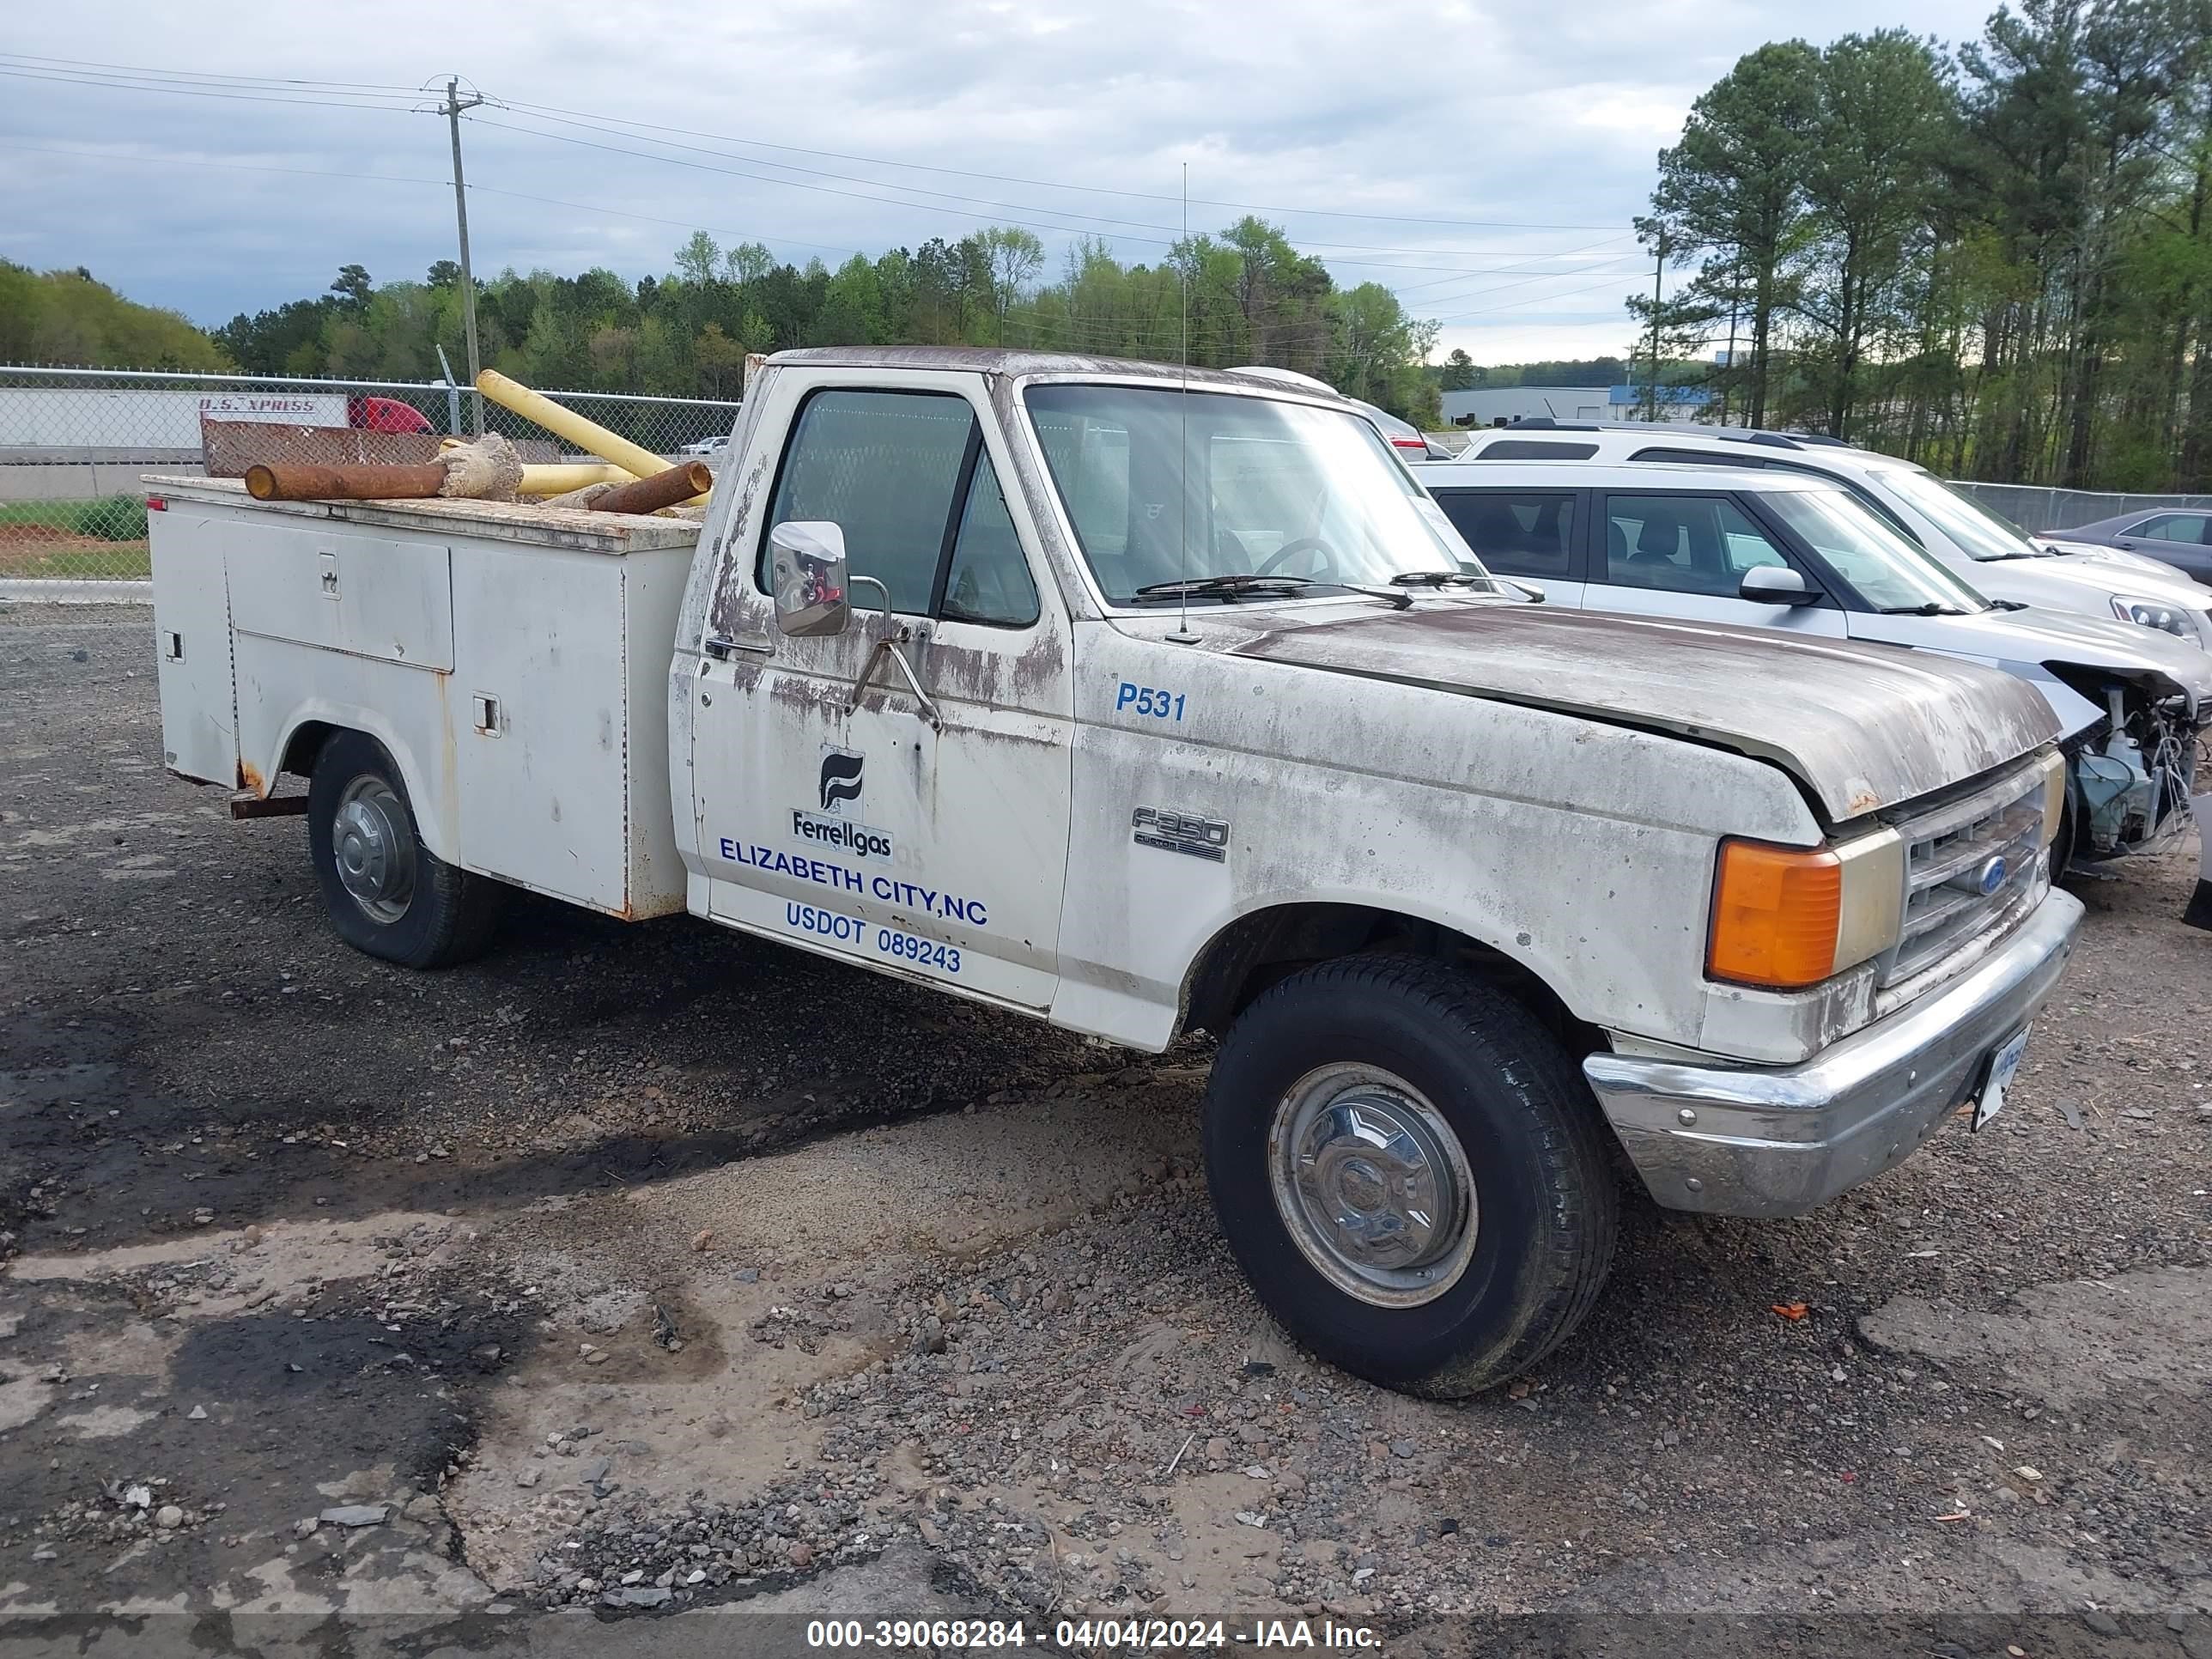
<box><xmin>1881</xmin><ymin>763</ymin><xmax>2048</xmax><ymax>989</ymax></box>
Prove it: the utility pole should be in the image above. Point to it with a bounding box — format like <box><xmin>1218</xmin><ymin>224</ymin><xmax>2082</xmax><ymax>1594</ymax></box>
<box><xmin>1645</xmin><ymin>231</ymin><xmax>1666</xmax><ymax>424</ymax></box>
<box><xmin>1722</xmin><ymin>296</ymin><xmax>1740</xmax><ymax>428</ymax></box>
<box><xmin>438</xmin><ymin>76</ymin><xmax>485</xmax><ymax>434</ymax></box>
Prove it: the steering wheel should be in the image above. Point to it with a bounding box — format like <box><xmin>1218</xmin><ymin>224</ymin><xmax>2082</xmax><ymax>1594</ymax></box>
<box><xmin>1256</xmin><ymin>537</ymin><xmax>1338</xmax><ymax>580</ymax></box>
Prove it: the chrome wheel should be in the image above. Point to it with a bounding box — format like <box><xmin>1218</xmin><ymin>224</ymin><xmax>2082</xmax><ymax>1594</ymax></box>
<box><xmin>1267</xmin><ymin>1063</ymin><xmax>1477</xmax><ymax>1308</ymax></box>
<box><xmin>331</xmin><ymin>775</ymin><xmax>416</xmax><ymax>925</ymax></box>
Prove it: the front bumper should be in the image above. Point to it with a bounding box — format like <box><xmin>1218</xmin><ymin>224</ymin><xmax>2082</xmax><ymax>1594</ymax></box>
<box><xmin>1583</xmin><ymin>888</ymin><xmax>2083</xmax><ymax>1217</ymax></box>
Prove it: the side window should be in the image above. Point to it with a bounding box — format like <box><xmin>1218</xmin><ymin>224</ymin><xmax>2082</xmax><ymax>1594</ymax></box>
<box><xmin>940</xmin><ymin>453</ymin><xmax>1040</xmax><ymax>627</ymax></box>
<box><xmin>1602</xmin><ymin>495</ymin><xmax>1787</xmax><ymax>594</ymax></box>
<box><xmin>1476</xmin><ymin>440</ymin><xmax>1599</xmax><ymax>460</ymax></box>
<box><xmin>762</xmin><ymin>389</ymin><xmax>975</xmax><ymax>613</ymax></box>
<box><xmin>1432</xmin><ymin>490</ymin><xmax>1576</xmax><ymax>579</ymax></box>
<box><xmin>1628</xmin><ymin>447</ymin><xmax>1765</xmax><ymax>468</ymax></box>
<box><xmin>2136</xmin><ymin>513</ymin><xmax>2209</xmax><ymax>543</ymax></box>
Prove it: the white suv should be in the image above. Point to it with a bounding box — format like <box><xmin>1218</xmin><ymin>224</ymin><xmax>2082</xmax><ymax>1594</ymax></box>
<box><xmin>1412</xmin><ymin>458</ymin><xmax>2209</xmax><ymax>874</ymax></box>
<box><xmin>1455</xmin><ymin>422</ymin><xmax>2212</xmax><ymax>653</ymax></box>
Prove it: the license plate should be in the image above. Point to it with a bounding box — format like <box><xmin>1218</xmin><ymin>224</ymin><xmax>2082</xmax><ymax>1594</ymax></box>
<box><xmin>1972</xmin><ymin>1026</ymin><xmax>2031</xmax><ymax>1132</ymax></box>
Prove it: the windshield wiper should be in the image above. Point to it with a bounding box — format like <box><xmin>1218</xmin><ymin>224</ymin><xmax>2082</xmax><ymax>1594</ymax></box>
<box><xmin>1394</xmin><ymin>568</ymin><xmax>1539</xmax><ymax>601</ymax></box>
<box><xmin>1877</xmin><ymin>601</ymin><xmax>1971</xmax><ymax>616</ymax></box>
<box><xmin>1389</xmin><ymin>569</ymin><xmax>1484</xmax><ymax>587</ymax></box>
<box><xmin>1131</xmin><ymin>574</ymin><xmax>1317</xmax><ymax>604</ymax></box>
<box><xmin>1133</xmin><ymin>573</ymin><xmax>1410</xmax><ymax>611</ymax></box>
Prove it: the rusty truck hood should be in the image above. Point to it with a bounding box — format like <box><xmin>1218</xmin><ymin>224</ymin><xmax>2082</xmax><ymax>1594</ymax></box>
<box><xmin>1221</xmin><ymin>603</ymin><xmax>2060</xmax><ymax>822</ymax></box>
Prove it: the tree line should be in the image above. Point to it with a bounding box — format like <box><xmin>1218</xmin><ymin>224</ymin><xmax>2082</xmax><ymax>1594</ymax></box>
<box><xmin>1641</xmin><ymin>0</ymin><xmax>2212</xmax><ymax>491</ymax></box>
<box><xmin>0</xmin><ymin>261</ymin><xmax>229</xmax><ymax>372</ymax></box>
<box><xmin>200</xmin><ymin>220</ymin><xmax>1441</xmax><ymax>425</ymax></box>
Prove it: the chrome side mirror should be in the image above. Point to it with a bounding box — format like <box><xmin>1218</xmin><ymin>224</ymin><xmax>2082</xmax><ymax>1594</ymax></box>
<box><xmin>769</xmin><ymin>521</ymin><xmax>852</xmax><ymax>637</ymax></box>
<box><xmin>1739</xmin><ymin>565</ymin><xmax>1818</xmax><ymax>605</ymax></box>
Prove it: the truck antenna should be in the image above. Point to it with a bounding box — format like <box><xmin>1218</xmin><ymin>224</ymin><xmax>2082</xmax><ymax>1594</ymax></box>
<box><xmin>1168</xmin><ymin>161</ymin><xmax>1199</xmax><ymax>645</ymax></box>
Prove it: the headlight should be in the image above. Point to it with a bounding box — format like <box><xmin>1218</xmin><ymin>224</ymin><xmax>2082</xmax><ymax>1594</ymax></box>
<box><xmin>2111</xmin><ymin>594</ymin><xmax>2206</xmax><ymax>645</ymax></box>
<box><xmin>1707</xmin><ymin>829</ymin><xmax>1904</xmax><ymax>989</ymax></box>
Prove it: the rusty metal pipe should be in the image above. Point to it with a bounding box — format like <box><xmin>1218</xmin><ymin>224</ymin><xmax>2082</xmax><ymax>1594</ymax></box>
<box><xmin>229</xmin><ymin>790</ymin><xmax>310</xmax><ymax>819</ymax></box>
<box><xmin>244</xmin><ymin>462</ymin><xmax>447</xmax><ymax>501</ymax></box>
<box><xmin>589</xmin><ymin>460</ymin><xmax>714</xmax><ymax>514</ymax></box>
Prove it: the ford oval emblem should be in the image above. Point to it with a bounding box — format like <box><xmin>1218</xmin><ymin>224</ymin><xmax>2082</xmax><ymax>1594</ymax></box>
<box><xmin>1975</xmin><ymin>855</ymin><xmax>2008</xmax><ymax>896</ymax></box>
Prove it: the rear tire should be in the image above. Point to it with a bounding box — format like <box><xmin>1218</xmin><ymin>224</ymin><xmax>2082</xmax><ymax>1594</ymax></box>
<box><xmin>1202</xmin><ymin>955</ymin><xmax>1616</xmax><ymax>1397</ymax></box>
<box><xmin>308</xmin><ymin>730</ymin><xmax>501</xmax><ymax>969</ymax></box>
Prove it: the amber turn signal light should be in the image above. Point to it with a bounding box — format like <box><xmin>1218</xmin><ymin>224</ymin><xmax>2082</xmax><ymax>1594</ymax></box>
<box><xmin>1708</xmin><ymin>840</ymin><xmax>1844</xmax><ymax>989</ymax></box>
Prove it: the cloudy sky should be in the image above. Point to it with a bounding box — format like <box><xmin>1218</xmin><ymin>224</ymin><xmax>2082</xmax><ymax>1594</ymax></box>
<box><xmin>2</xmin><ymin>0</ymin><xmax>1999</xmax><ymax>366</ymax></box>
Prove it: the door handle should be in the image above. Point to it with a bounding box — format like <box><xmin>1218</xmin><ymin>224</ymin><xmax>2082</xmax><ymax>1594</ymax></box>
<box><xmin>703</xmin><ymin>634</ymin><xmax>770</xmax><ymax>660</ymax></box>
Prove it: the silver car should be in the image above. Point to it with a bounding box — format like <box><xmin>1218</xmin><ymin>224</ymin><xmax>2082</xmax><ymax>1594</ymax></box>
<box><xmin>2046</xmin><ymin>507</ymin><xmax>2212</xmax><ymax>589</ymax></box>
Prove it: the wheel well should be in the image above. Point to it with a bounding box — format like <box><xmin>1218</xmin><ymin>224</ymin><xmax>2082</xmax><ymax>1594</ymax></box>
<box><xmin>1180</xmin><ymin>903</ymin><xmax>1598</xmax><ymax>1054</ymax></box>
<box><xmin>278</xmin><ymin>720</ymin><xmax>337</xmax><ymax>781</ymax></box>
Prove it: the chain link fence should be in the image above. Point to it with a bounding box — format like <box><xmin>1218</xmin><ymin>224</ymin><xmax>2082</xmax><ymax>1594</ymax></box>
<box><xmin>0</xmin><ymin>365</ymin><xmax>742</xmax><ymax>582</ymax></box>
<box><xmin>14</xmin><ymin>363</ymin><xmax>2212</xmax><ymax>582</ymax></box>
<box><xmin>1951</xmin><ymin>480</ymin><xmax>2212</xmax><ymax>537</ymax></box>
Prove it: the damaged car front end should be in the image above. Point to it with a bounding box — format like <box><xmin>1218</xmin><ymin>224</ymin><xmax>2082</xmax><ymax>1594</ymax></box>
<box><xmin>2056</xmin><ymin>668</ymin><xmax>2203</xmax><ymax>861</ymax></box>
<box><xmin>2036</xmin><ymin>645</ymin><xmax>2212</xmax><ymax>929</ymax></box>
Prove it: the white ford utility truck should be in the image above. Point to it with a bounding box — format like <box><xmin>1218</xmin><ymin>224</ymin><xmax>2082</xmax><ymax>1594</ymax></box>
<box><xmin>149</xmin><ymin>348</ymin><xmax>2084</xmax><ymax>1396</ymax></box>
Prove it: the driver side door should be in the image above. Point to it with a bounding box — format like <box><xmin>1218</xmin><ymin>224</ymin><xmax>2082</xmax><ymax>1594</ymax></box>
<box><xmin>689</xmin><ymin>374</ymin><xmax>1075</xmax><ymax>1012</ymax></box>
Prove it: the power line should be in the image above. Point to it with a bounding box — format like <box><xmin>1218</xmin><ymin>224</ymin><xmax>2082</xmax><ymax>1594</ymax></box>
<box><xmin>0</xmin><ymin>52</ymin><xmax>421</xmax><ymax>93</ymax></box>
<box><xmin>0</xmin><ymin>65</ymin><xmax>420</xmax><ymax>112</ymax></box>
<box><xmin>460</xmin><ymin>182</ymin><xmax>868</xmax><ymax>261</ymax></box>
<box><xmin>472</xmin><ymin>112</ymin><xmax>1644</xmax><ymax>294</ymax></box>
<box><xmin>9</xmin><ymin>53</ymin><xmax>1644</xmax><ymax>326</ymax></box>
<box><xmin>464</xmin><ymin>112</ymin><xmax>1182</xmax><ymax>252</ymax></box>
<box><xmin>6</xmin><ymin>116</ymin><xmax>1636</xmax><ymax>331</ymax></box>
<box><xmin>1429</xmin><ymin>274</ymin><xmax>1639</xmax><ymax>325</ymax></box>
<box><xmin>485</xmin><ymin>106</ymin><xmax>1635</xmax><ymax>264</ymax></box>
<box><xmin>491</xmin><ymin>94</ymin><xmax>1627</xmax><ymax>231</ymax></box>
<box><xmin>0</xmin><ymin>137</ymin><xmax>447</xmax><ymax>191</ymax></box>
<box><xmin>1371</xmin><ymin>253</ymin><xmax>1651</xmax><ymax>313</ymax></box>
<box><xmin>7</xmin><ymin>51</ymin><xmax>1632</xmax><ymax>248</ymax></box>
<box><xmin>0</xmin><ymin>137</ymin><xmax>871</xmax><ymax>263</ymax></box>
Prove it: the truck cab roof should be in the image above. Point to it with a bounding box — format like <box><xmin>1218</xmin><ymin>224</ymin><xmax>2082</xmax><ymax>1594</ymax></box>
<box><xmin>763</xmin><ymin>345</ymin><xmax>1351</xmax><ymax>401</ymax></box>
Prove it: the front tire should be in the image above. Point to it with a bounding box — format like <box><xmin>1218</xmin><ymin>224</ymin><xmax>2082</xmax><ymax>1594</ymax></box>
<box><xmin>308</xmin><ymin>730</ymin><xmax>501</xmax><ymax>969</ymax></box>
<box><xmin>1203</xmin><ymin>955</ymin><xmax>1616</xmax><ymax>1396</ymax></box>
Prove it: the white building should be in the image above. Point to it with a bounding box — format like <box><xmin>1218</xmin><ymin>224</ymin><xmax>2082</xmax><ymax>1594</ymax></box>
<box><xmin>1438</xmin><ymin>385</ymin><xmax>1714</xmax><ymax>428</ymax></box>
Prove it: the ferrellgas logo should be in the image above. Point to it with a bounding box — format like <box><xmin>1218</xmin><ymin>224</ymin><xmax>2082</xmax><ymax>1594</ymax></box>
<box><xmin>790</xmin><ymin>809</ymin><xmax>893</xmax><ymax>865</ymax></box>
<box><xmin>819</xmin><ymin>748</ymin><xmax>864</xmax><ymax>812</ymax></box>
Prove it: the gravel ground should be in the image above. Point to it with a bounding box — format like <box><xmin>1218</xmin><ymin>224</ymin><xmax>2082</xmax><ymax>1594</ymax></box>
<box><xmin>3</xmin><ymin>602</ymin><xmax>2209</xmax><ymax>1656</ymax></box>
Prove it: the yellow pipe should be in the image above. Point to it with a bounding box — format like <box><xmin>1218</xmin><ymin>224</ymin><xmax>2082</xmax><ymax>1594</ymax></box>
<box><xmin>474</xmin><ymin>370</ymin><xmax>667</xmax><ymax>481</ymax></box>
<box><xmin>515</xmin><ymin>462</ymin><xmax>633</xmax><ymax>495</ymax></box>
<box><xmin>439</xmin><ymin>442</ymin><xmax>631</xmax><ymax>495</ymax></box>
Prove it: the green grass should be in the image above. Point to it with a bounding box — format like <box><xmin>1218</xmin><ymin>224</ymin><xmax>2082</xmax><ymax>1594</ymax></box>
<box><xmin>0</xmin><ymin>494</ymin><xmax>150</xmax><ymax>541</ymax></box>
<box><xmin>3</xmin><ymin>543</ymin><xmax>151</xmax><ymax>580</ymax></box>
<box><xmin>0</xmin><ymin>495</ymin><xmax>154</xmax><ymax>579</ymax></box>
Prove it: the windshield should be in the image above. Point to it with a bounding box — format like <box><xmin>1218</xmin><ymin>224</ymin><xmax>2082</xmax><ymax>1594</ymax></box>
<box><xmin>1875</xmin><ymin>466</ymin><xmax>2051</xmax><ymax>562</ymax></box>
<box><xmin>1024</xmin><ymin>384</ymin><xmax>1480</xmax><ymax>603</ymax></box>
<box><xmin>1764</xmin><ymin>486</ymin><xmax>1990</xmax><ymax>613</ymax></box>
